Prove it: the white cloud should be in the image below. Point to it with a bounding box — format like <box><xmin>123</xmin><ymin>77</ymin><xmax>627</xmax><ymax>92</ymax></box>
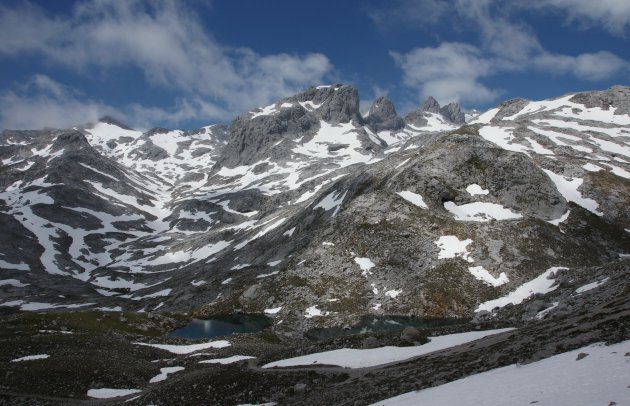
<box><xmin>0</xmin><ymin>1</ymin><xmax>332</xmax><ymax>129</ymax></box>
<box><xmin>534</xmin><ymin>51</ymin><xmax>630</xmax><ymax>81</ymax></box>
<box><xmin>0</xmin><ymin>75</ymin><xmax>112</xmax><ymax>130</ymax></box>
<box><xmin>530</xmin><ymin>0</ymin><xmax>630</xmax><ymax>35</ymax></box>
<box><xmin>0</xmin><ymin>74</ymin><xmax>233</xmax><ymax>131</ymax></box>
<box><xmin>384</xmin><ymin>0</ymin><xmax>629</xmax><ymax>107</ymax></box>
<box><xmin>391</xmin><ymin>42</ymin><xmax>499</xmax><ymax>104</ymax></box>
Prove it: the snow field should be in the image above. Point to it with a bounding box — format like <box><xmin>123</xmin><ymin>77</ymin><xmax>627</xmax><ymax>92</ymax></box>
<box><xmin>263</xmin><ymin>328</ymin><xmax>514</xmax><ymax>369</ymax></box>
<box><xmin>372</xmin><ymin>340</ymin><xmax>630</xmax><ymax>406</ymax></box>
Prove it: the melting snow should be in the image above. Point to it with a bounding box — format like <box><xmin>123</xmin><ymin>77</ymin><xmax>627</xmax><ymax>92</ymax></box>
<box><xmin>434</xmin><ymin>236</ymin><xmax>473</xmax><ymax>262</ymax></box>
<box><xmin>0</xmin><ymin>259</ymin><xmax>30</xmax><ymax>271</ymax></box>
<box><xmin>149</xmin><ymin>366</ymin><xmax>184</xmax><ymax>383</ymax></box>
<box><xmin>0</xmin><ymin>279</ymin><xmax>28</xmax><ymax>287</ymax></box>
<box><xmin>256</xmin><ymin>270</ymin><xmax>279</xmax><ymax>279</ymax></box>
<box><xmin>444</xmin><ymin>201</ymin><xmax>523</xmax><ymax>222</ymax></box>
<box><xmin>575</xmin><ymin>277</ymin><xmax>609</xmax><ymax>294</ymax></box>
<box><xmin>263</xmin><ymin>328</ymin><xmax>514</xmax><ymax>369</ymax></box>
<box><xmin>264</xmin><ymin>307</ymin><xmax>282</xmax><ymax>314</ymax></box>
<box><xmin>87</xmin><ymin>388</ymin><xmax>142</xmax><ymax>399</ymax></box>
<box><xmin>396</xmin><ymin>191</ymin><xmax>428</xmax><ymax>208</ymax></box>
<box><xmin>313</xmin><ymin>190</ymin><xmax>347</xmax><ymax>217</ymax></box>
<box><xmin>11</xmin><ymin>354</ymin><xmax>50</xmax><ymax>362</ymax></box>
<box><xmin>469</xmin><ymin>108</ymin><xmax>499</xmax><ymax>124</ymax></box>
<box><xmin>582</xmin><ymin>163</ymin><xmax>603</xmax><ymax>172</ymax></box>
<box><xmin>304</xmin><ymin>305</ymin><xmax>328</xmax><ymax>318</ymax></box>
<box><xmin>542</xmin><ymin>169</ymin><xmax>602</xmax><ymax>215</ymax></box>
<box><xmin>478</xmin><ymin>126</ymin><xmax>530</xmax><ymax>154</ymax></box>
<box><xmin>250</xmin><ymin>104</ymin><xmax>279</xmax><ymax>118</ymax></box>
<box><xmin>476</xmin><ymin>267</ymin><xmax>568</xmax><ymax>312</ymax></box>
<box><xmin>385</xmin><ymin>289</ymin><xmax>402</xmax><ymax>298</ymax></box>
<box><xmin>468</xmin><ymin>266</ymin><xmax>509</xmax><ymax>287</ymax></box>
<box><xmin>134</xmin><ymin>340</ymin><xmax>230</xmax><ymax>354</ymax></box>
<box><xmin>199</xmin><ymin>355</ymin><xmax>255</xmax><ymax>364</ymax></box>
<box><xmin>465</xmin><ymin>184</ymin><xmax>489</xmax><ymax>196</ymax></box>
<box><xmin>547</xmin><ymin>210</ymin><xmax>571</xmax><ymax>226</ymax></box>
<box><xmin>355</xmin><ymin>257</ymin><xmax>376</xmax><ymax>276</ymax></box>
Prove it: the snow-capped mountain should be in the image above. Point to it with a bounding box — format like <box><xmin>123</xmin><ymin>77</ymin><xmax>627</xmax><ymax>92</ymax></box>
<box><xmin>0</xmin><ymin>84</ymin><xmax>628</xmax><ymax>333</ymax></box>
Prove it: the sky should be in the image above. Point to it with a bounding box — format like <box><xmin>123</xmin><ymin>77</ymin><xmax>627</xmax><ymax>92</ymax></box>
<box><xmin>0</xmin><ymin>0</ymin><xmax>629</xmax><ymax>131</ymax></box>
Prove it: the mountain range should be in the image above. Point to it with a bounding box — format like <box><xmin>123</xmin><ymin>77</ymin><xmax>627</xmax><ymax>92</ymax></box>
<box><xmin>0</xmin><ymin>83</ymin><xmax>629</xmax><ymax>336</ymax></box>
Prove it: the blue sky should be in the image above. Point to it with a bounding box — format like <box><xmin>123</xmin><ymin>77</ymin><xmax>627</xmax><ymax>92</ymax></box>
<box><xmin>0</xmin><ymin>0</ymin><xmax>629</xmax><ymax>130</ymax></box>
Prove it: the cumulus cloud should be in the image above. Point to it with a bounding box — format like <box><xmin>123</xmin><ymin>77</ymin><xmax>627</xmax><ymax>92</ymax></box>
<box><xmin>534</xmin><ymin>51</ymin><xmax>630</xmax><ymax>81</ymax></box>
<box><xmin>529</xmin><ymin>0</ymin><xmax>630</xmax><ymax>35</ymax></box>
<box><xmin>391</xmin><ymin>43</ymin><xmax>499</xmax><ymax>104</ymax></box>
<box><xmin>0</xmin><ymin>0</ymin><xmax>333</xmax><ymax>129</ymax></box>
<box><xmin>382</xmin><ymin>0</ymin><xmax>629</xmax><ymax>107</ymax></box>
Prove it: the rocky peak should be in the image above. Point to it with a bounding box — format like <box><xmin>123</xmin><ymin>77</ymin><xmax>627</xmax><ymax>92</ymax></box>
<box><xmin>406</xmin><ymin>96</ymin><xmax>466</xmax><ymax>126</ymax></box>
<box><xmin>289</xmin><ymin>84</ymin><xmax>362</xmax><ymax>124</ymax></box>
<box><xmin>365</xmin><ymin>96</ymin><xmax>405</xmax><ymax>132</ymax></box>
<box><xmin>51</xmin><ymin>130</ymin><xmax>90</xmax><ymax>151</ymax></box>
<box><xmin>569</xmin><ymin>85</ymin><xmax>630</xmax><ymax>115</ymax></box>
<box><xmin>420</xmin><ymin>96</ymin><xmax>441</xmax><ymax>113</ymax></box>
<box><xmin>439</xmin><ymin>102</ymin><xmax>465</xmax><ymax>124</ymax></box>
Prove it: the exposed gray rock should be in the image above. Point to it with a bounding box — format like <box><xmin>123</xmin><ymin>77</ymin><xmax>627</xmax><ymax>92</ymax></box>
<box><xmin>405</xmin><ymin>96</ymin><xmax>466</xmax><ymax>126</ymax></box>
<box><xmin>439</xmin><ymin>102</ymin><xmax>465</xmax><ymax>124</ymax></box>
<box><xmin>421</xmin><ymin>96</ymin><xmax>441</xmax><ymax>114</ymax></box>
<box><xmin>365</xmin><ymin>96</ymin><xmax>405</xmax><ymax>132</ymax></box>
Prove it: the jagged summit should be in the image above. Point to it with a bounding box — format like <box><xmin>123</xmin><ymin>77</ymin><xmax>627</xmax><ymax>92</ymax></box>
<box><xmin>365</xmin><ymin>96</ymin><xmax>406</xmax><ymax>133</ymax></box>
<box><xmin>215</xmin><ymin>84</ymin><xmax>381</xmax><ymax>168</ymax></box>
<box><xmin>406</xmin><ymin>96</ymin><xmax>466</xmax><ymax>126</ymax></box>
<box><xmin>420</xmin><ymin>96</ymin><xmax>441</xmax><ymax>114</ymax></box>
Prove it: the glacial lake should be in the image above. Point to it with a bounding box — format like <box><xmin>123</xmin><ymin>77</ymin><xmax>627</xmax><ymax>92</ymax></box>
<box><xmin>169</xmin><ymin>314</ymin><xmax>272</xmax><ymax>339</ymax></box>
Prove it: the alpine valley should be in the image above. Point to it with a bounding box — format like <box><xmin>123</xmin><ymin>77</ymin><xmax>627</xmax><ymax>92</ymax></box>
<box><xmin>1</xmin><ymin>84</ymin><xmax>629</xmax><ymax>405</ymax></box>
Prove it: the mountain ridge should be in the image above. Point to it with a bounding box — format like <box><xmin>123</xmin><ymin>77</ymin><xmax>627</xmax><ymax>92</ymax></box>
<box><xmin>0</xmin><ymin>84</ymin><xmax>628</xmax><ymax>335</ymax></box>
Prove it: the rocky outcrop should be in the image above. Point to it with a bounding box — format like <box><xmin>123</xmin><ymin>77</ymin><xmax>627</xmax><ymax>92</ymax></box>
<box><xmin>365</xmin><ymin>96</ymin><xmax>405</xmax><ymax>132</ymax></box>
<box><xmin>405</xmin><ymin>96</ymin><xmax>466</xmax><ymax>126</ymax></box>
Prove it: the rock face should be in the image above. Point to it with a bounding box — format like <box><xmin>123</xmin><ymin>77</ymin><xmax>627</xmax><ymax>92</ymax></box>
<box><xmin>439</xmin><ymin>102</ymin><xmax>466</xmax><ymax>124</ymax></box>
<box><xmin>406</xmin><ymin>96</ymin><xmax>466</xmax><ymax>126</ymax></box>
<box><xmin>0</xmin><ymin>84</ymin><xmax>629</xmax><ymax>337</ymax></box>
<box><xmin>365</xmin><ymin>96</ymin><xmax>406</xmax><ymax>132</ymax></box>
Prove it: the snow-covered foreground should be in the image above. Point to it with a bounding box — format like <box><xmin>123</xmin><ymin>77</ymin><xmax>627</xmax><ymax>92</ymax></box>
<box><xmin>263</xmin><ymin>328</ymin><xmax>514</xmax><ymax>369</ymax></box>
<box><xmin>371</xmin><ymin>340</ymin><xmax>630</xmax><ymax>406</ymax></box>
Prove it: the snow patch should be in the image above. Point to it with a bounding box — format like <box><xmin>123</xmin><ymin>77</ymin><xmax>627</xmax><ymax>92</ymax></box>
<box><xmin>434</xmin><ymin>236</ymin><xmax>473</xmax><ymax>262</ymax></box>
<box><xmin>264</xmin><ymin>307</ymin><xmax>282</xmax><ymax>314</ymax></box>
<box><xmin>87</xmin><ymin>388</ymin><xmax>142</xmax><ymax>399</ymax></box>
<box><xmin>149</xmin><ymin>366</ymin><xmax>184</xmax><ymax>383</ymax></box>
<box><xmin>476</xmin><ymin>267</ymin><xmax>567</xmax><ymax>312</ymax></box>
<box><xmin>199</xmin><ymin>355</ymin><xmax>255</xmax><ymax>364</ymax></box>
<box><xmin>372</xmin><ymin>340</ymin><xmax>630</xmax><ymax>406</ymax></box>
<box><xmin>575</xmin><ymin>277</ymin><xmax>609</xmax><ymax>294</ymax></box>
<box><xmin>444</xmin><ymin>201</ymin><xmax>523</xmax><ymax>222</ymax></box>
<box><xmin>11</xmin><ymin>354</ymin><xmax>49</xmax><ymax>362</ymax></box>
<box><xmin>134</xmin><ymin>340</ymin><xmax>230</xmax><ymax>354</ymax></box>
<box><xmin>396</xmin><ymin>191</ymin><xmax>428</xmax><ymax>208</ymax></box>
<box><xmin>263</xmin><ymin>328</ymin><xmax>514</xmax><ymax>369</ymax></box>
<box><xmin>542</xmin><ymin>169</ymin><xmax>602</xmax><ymax>215</ymax></box>
<box><xmin>468</xmin><ymin>266</ymin><xmax>509</xmax><ymax>287</ymax></box>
